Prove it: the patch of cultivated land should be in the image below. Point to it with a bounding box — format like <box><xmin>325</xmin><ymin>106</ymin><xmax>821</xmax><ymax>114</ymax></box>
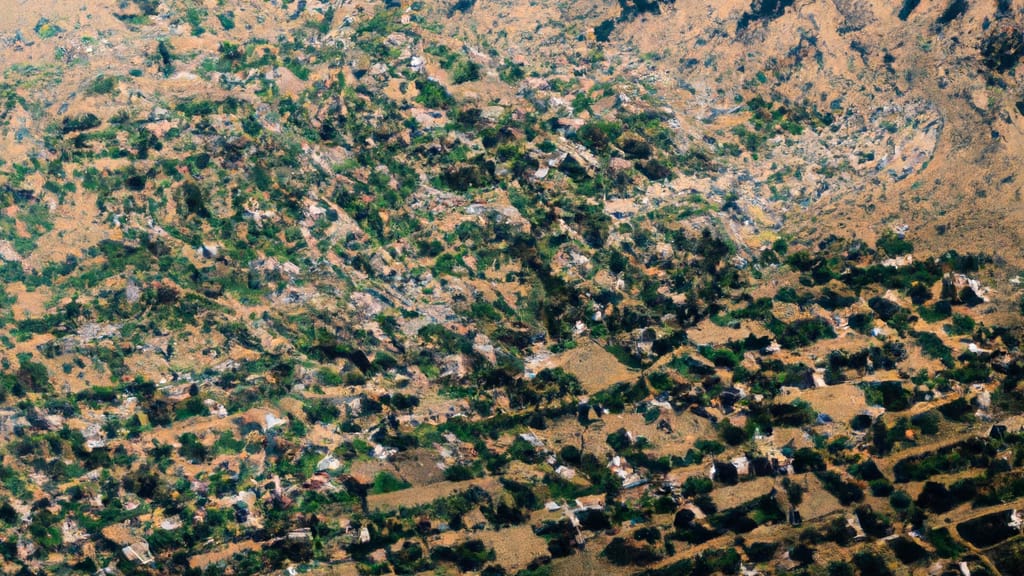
<box><xmin>188</xmin><ymin>540</ymin><xmax>263</xmax><ymax>569</ymax></box>
<box><xmin>391</xmin><ymin>447</ymin><xmax>448</xmax><ymax>485</ymax></box>
<box><xmin>778</xmin><ymin>383</ymin><xmax>870</xmax><ymax>425</ymax></box>
<box><xmin>476</xmin><ymin>524</ymin><xmax>552</xmax><ymax>572</ymax></box>
<box><xmin>798</xmin><ymin>473</ymin><xmax>845</xmax><ymax>521</ymax></box>
<box><xmin>550</xmin><ymin>546</ymin><xmax>632</xmax><ymax>576</ymax></box>
<box><xmin>555</xmin><ymin>339</ymin><xmax>639</xmax><ymax>394</ymax></box>
<box><xmin>367</xmin><ymin>477</ymin><xmax>502</xmax><ymax>512</ymax></box>
<box><xmin>711</xmin><ymin>476</ymin><xmax>778</xmax><ymax>511</ymax></box>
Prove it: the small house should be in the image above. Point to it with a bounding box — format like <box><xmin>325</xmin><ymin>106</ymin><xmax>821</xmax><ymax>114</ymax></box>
<box><xmin>750</xmin><ymin>457</ymin><xmax>775</xmax><ymax>477</ymax></box>
<box><xmin>122</xmin><ymin>541</ymin><xmax>155</xmax><ymax>565</ymax></box>
<box><xmin>846</xmin><ymin>515</ymin><xmax>867</xmax><ymax>542</ymax></box>
<box><xmin>731</xmin><ymin>456</ymin><xmax>750</xmax><ymax>477</ymax></box>
<box><xmin>720</xmin><ymin>387</ymin><xmax>744</xmax><ymax>407</ymax></box>
<box><xmin>788</xmin><ymin>508</ymin><xmax>802</xmax><ymax>526</ymax></box>
<box><xmin>574</xmin><ymin>494</ymin><xmax>606</xmax><ymax>511</ymax></box>
<box><xmin>555</xmin><ymin>465</ymin><xmax>576</xmax><ymax>480</ymax></box>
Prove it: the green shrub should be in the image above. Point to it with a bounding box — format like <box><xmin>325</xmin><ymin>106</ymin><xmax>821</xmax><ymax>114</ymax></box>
<box><xmin>430</xmin><ymin>539</ymin><xmax>495</xmax><ymax>571</ymax></box>
<box><xmin>371</xmin><ymin>471</ymin><xmax>411</xmax><ymax>494</ymax></box>
<box><xmin>603</xmin><ymin>537</ymin><xmax>660</xmax><ymax>566</ymax></box>
<box><xmin>938</xmin><ymin>397</ymin><xmax>972</xmax><ymax>422</ymax></box>
<box><xmin>862</xmin><ymin>381</ymin><xmax>912</xmax><ymax>411</ymax></box>
<box><xmin>928</xmin><ymin>527</ymin><xmax>964</xmax><ymax>558</ymax></box>
<box><xmin>767</xmin><ymin>317</ymin><xmax>836</xmax><ymax>349</ymax></box>
<box><xmin>498</xmin><ymin>59</ymin><xmax>524</xmax><ymax>83</ymax></box>
<box><xmin>792</xmin><ymin>448</ymin><xmax>826</xmax><ymax>473</ymax></box>
<box><xmin>62</xmin><ymin>113</ymin><xmax>101</xmax><ymax>133</ymax></box>
<box><xmin>576</xmin><ymin>120</ymin><xmax>622</xmax><ymax>152</ymax></box>
<box><xmin>303</xmin><ymin>399</ymin><xmax>341</xmax><ymax>424</ymax></box>
<box><xmin>877</xmin><ymin>231</ymin><xmax>913</xmax><ymax>257</ymax></box>
<box><xmin>911</xmin><ymin>410</ymin><xmax>940</xmax><ymax>434</ymax></box>
<box><xmin>217</xmin><ymin>11</ymin><xmax>235</xmax><ymax>30</ymax></box>
<box><xmin>444</xmin><ymin>465</ymin><xmax>475</xmax><ymax>481</ymax></box>
<box><xmin>174</xmin><ymin>396</ymin><xmax>209</xmax><ymax>420</ymax></box>
<box><xmin>946</xmin><ymin>313</ymin><xmax>976</xmax><ymax>335</ymax></box>
<box><xmin>87</xmin><ymin>75</ymin><xmax>120</xmax><ymax>95</ymax></box>
<box><xmin>682</xmin><ymin>476</ymin><xmax>713</xmax><ymax>496</ymax></box>
<box><xmin>916</xmin><ymin>331</ymin><xmax>954</xmax><ymax>367</ymax></box>
<box><xmin>870</xmin><ymin>479</ymin><xmax>893</xmax><ymax>497</ymax></box>
<box><xmin>415</xmin><ymin>78</ymin><xmax>454</xmax><ymax>108</ymax></box>
<box><xmin>451</xmin><ymin>59</ymin><xmax>480</xmax><ymax>84</ymax></box>
<box><xmin>816</xmin><ymin>471</ymin><xmax>864</xmax><ymax>505</ymax></box>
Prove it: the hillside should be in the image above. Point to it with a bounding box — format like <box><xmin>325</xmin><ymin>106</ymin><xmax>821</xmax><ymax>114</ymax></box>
<box><xmin>0</xmin><ymin>0</ymin><xmax>1023</xmax><ymax>575</ymax></box>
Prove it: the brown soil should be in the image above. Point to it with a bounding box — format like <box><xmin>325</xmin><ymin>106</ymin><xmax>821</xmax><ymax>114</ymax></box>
<box><xmin>554</xmin><ymin>339</ymin><xmax>638</xmax><ymax>394</ymax></box>
<box><xmin>367</xmin><ymin>476</ymin><xmax>501</xmax><ymax>512</ymax></box>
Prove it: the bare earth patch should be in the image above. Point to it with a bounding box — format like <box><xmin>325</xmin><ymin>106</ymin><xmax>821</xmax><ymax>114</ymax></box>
<box><xmin>368</xmin><ymin>476</ymin><xmax>501</xmax><ymax>512</ymax></box>
<box><xmin>475</xmin><ymin>524</ymin><xmax>551</xmax><ymax>572</ymax></box>
<box><xmin>798</xmin><ymin>473</ymin><xmax>844</xmax><ymax>521</ymax></box>
<box><xmin>778</xmin><ymin>383</ymin><xmax>870</xmax><ymax>426</ymax></box>
<box><xmin>555</xmin><ymin>339</ymin><xmax>638</xmax><ymax>394</ymax></box>
<box><xmin>711</xmin><ymin>476</ymin><xmax>777</xmax><ymax>511</ymax></box>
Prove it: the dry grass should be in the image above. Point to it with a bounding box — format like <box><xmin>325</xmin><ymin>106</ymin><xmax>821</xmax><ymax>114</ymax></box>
<box><xmin>6</xmin><ymin>283</ymin><xmax>52</xmax><ymax>322</ymax></box>
<box><xmin>475</xmin><ymin>524</ymin><xmax>552</xmax><ymax>572</ymax></box>
<box><xmin>392</xmin><ymin>448</ymin><xmax>448</xmax><ymax>486</ymax></box>
<box><xmin>367</xmin><ymin>476</ymin><xmax>501</xmax><ymax>512</ymax></box>
<box><xmin>188</xmin><ymin>539</ymin><xmax>263</xmax><ymax>569</ymax></box>
<box><xmin>686</xmin><ymin>318</ymin><xmax>754</xmax><ymax>348</ymax></box>
<box><xmin>778</xmin><ymin>383</ymin><xmax>869</xmax><ymax>427</ymax></box>
<box><xmin>798</xmin><ymin>473</ymin><xmax>844</xmax><ymax>521</ymax></box>
<box><xmin>553</xmin><ymin>339</ymin><xmax>639</xmax><ymax>394</ymax></box>
<box><xmin>711</xmin><ymin>476</ymin><xmax>778</xmax><ymax>511</ymax></box>
<box><xmin>550</xmin><ymin>546</ymin><xmax>632</xmax><ymax>576</ymax></box>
